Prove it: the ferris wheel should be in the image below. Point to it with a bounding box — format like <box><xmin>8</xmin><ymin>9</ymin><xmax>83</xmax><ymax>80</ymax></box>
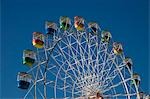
<box><xmin>17</xmin><ymin>16</ymin><xmax>148</xmax><ymax>99</ymax></box>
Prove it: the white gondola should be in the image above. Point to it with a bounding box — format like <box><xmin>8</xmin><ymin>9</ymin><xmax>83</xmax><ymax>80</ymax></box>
<box><xmin>45</xmin><ymin>21</ymin><xmax>57</xmax><ymax>34</ymax></box>
<box><xmin>101</xmin><ymin>30</ymin><xmax>112</xmax><ymax>43</ymax></box>
<box><xmin>124</xmin><ymin>57</ymin><xmax>133</xmax><ymax>70</ymax></box>
<box><xmin>132</xmin><ymin>73</ymin><xmax>141</xmax><ymax>86</ymax></box>
<box><xmin>88</xmin><ymin>22</ymin><xmax>99</xmax><ymax>34</ymax></box>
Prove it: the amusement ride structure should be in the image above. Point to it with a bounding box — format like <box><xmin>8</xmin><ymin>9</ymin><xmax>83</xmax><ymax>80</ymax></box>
<box><xmin>17</xmin><ymin>16</ymin><xmax>149</xmax><ymax>99</ymax></box>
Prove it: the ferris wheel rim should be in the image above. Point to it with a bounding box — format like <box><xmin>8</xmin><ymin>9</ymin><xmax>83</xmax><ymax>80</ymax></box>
<box><xmin>19</xmin><ymin>16</ymin><xmax>141</xmax><ymax>99</ymax></box>
<box><xmin>39</xmin><ymin>30</ymin><xmax>138</xmax><ymax>98</ymax></box>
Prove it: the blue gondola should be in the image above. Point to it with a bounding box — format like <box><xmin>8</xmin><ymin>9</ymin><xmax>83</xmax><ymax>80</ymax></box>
<box><xmin>17</xmin><ymin>72</ymin><xmax>32</xmax><ymax>89</ymax></box>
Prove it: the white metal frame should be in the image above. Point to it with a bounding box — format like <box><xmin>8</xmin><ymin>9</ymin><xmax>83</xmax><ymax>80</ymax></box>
<box><xmin>21</xmin><ymin>18</ymin><xmax>140</xmax><ymax>99</ymax></box>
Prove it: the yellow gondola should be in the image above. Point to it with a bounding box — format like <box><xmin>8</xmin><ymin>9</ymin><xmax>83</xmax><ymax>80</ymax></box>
<box><xmin>113</xmin><ymin>42</ymin><xmax>123</xmax><ymax>55</ymax></box>
<box><xmin>74</xmin><ymin>16</ymin><xmax>84</xmax><ymax>31</ymax></box>
<box><xmin>32</xmin><ymin>32</ymin><xmax>44</xmax><ymax>48</ymax></box>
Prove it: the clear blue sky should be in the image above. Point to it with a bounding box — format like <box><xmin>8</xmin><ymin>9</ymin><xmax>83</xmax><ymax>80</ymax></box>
<box><xmin>1</xmin><ymin>0</ymin><xmax>149</xmax><ymax>98</ymax></box>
